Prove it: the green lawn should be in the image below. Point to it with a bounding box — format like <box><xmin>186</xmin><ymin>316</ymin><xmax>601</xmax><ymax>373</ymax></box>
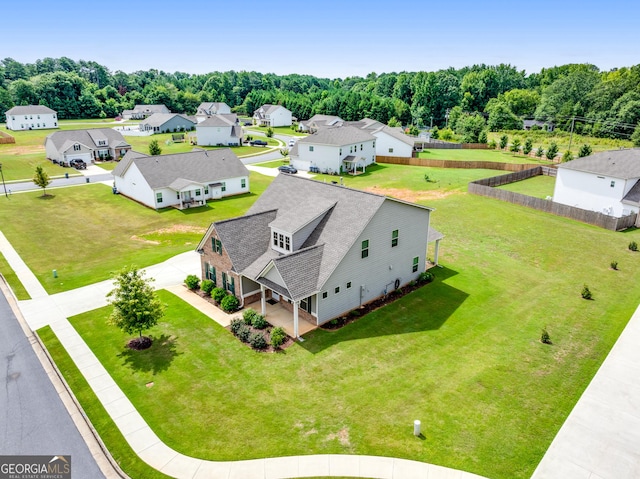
<box><xmin>496</xmin><ymin>174</ymin><xmax>557</xmax><ymax>199</ymax></box>
<box><xmin>246</xmin><ymin>125</ymin><xmax>307</xmax><ymax>137</ymax></box>
<box><xmin>254</xmin><ymin>159</ymin><xmax>289</xmax><ymax>168</ymax></box>
<box><xmin>0</xmin><ymin>251</ymin><xmax>30</xmax><ymax>300</ymax></box>
<box><xmin>37</xmin><ymin>326</ymin><xmax>173</xmax><ymax>479</ymax></box>
<box><xmin>48</xmin><ymin>190</ymin><xmax>640</xmax><ymax>479</ymax></box>
<box><xmin>417</xmin><ymin>148</ymin><xmax>554</xmax><ymax>165</ymax></box>
<box><xmin>0</xmin><ymin>173</ymin><xmax>273</xmax><ymax>294</ymax></box>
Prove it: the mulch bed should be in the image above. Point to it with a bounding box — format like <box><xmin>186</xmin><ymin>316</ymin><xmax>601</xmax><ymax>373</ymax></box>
<box><xmin>127</xmin><ymin>336</ymin><xmax>153</xmax><ymax>350</ymax></box>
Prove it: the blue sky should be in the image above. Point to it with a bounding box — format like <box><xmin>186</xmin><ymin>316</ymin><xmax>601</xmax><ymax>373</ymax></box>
<box><xmin>5</xmin><ymin>0</ymin><xmax>640</xmax><ymax>78</ymax></box>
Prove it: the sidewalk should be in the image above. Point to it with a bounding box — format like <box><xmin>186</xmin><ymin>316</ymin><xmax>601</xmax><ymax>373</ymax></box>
<box><xmin>0</xmin><ymin>231</ymin><xmax>488</xmax><ymax>478</ymax></box>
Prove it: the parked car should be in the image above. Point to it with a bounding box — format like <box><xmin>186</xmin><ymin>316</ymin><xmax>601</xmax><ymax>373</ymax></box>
<box><xmin>288</xmin><ymin>139</ymin><xmax>296</xmax><ymax>147</ymax></box>
<box><xmin>278</xmin><ymin>165</ymin><xmax>298</xmax><ymax>174</ymax></box>
<box><xmin>69</xmin><ymin>159</ymin><xmax>87</xmax><ymax>170</ymax></box>
<box><xmin>250</xmin><ymin>139</ymin><xmax>268</xmax><ymax>146</ymax></box>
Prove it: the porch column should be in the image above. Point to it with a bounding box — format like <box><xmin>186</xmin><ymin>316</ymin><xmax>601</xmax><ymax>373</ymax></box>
<box><xmin>293</xmin><ymin>300</ymin><xmax>299</xmax><ymax>338</ymax></box>
<box><xmin>260</xmin><ymin>285</ymin><xmax>266</xmax><ymax>316</ymax></box>
<box><xmin>434</xmin><ymin>239</ymin><xmax>441</xmax><ymax>266</ymax></box>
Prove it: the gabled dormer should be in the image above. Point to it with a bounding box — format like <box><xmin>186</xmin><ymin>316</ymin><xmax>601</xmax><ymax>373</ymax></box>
<box><xmin>269</xmin><ymin>197</ymin><xmax>335</xmax><ymax>254</ymax></box>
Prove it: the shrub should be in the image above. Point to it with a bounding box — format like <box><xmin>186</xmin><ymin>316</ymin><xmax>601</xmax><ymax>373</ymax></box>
<box><xmin>418</xmin><ymin>271</ymin><xmax>434</xmax><ymax>283</ymax></box>
<box><xmin>487</xmin><ymin>139</ymin><xmax>497</xmax><ymax>149</ymax></box>
<box><xmin>629</xmin><ymin>241</ymin><xmax>638</xmax><ymax>252</ymax></box>
<box><xmin>212</xmin><ymin>287</ymin><xmax>227</xmax><ymax>303</ymax></box>
<box><xmin>581</xmin><ymin>285</ymin><xmax>592</xmax><ymax>300</ymax></box>
<box><xmin>242</xmin><ymin>308</ymin><xmax>258</xmax><ymax>325</ymax></box>
<box><xmin>439</xmin><ymin>128</ymin><xmax>455</xmax><ymax>141</ymax></box>
<box><xmin>535</xmin><ymin>146</ymin><xmax>544</xmax><ymax>158</ymax></box>
<box><xmin>499</xmin><ymin>134</ymin><xmax>508</xmax><ymax>149</ymax></box>
<box><xmin>221</xmin><ymin>295</ymin><xmax>239</xmax><ymax>312</ymax></box>
<box><xmin>237</xmin><ymin>324</ymin><xmax>251</xmax><ymax>343</ymax></box>
<box><xmin>270</xmin><ymin>327</ymin><xmax>287</xmax><ymax>348</ymax></box>
<box><xmin>252</xmin><ymin>314</ymin><xmax>268</xmax><ymax>329</ymax></box>
<box><xmin>249</xmin><ymin>332</ymin><xmax>268</xmax><ymax>349</ymax></box>
<box><xmin>546</xmin><ymin>142</ymin><xmax>559</xmax><ymax>160</ymax></box>
<box><xmin>201</xmin><ymin>279</ymin><xmax>215</xmax><ymax>295</ymax></box>
<box><xmin>266</xmin><ymin>127</ymin><xmax>274</xmax><ymax>138</ymax></box>
<box><xmin>230</xmin><ymin>318</ymin><xmax>244</xmax><ymax>336</ymax></box>
<box><xmin>349</xmin><ymin>309</ymin><xmax>361</xmax><ymax>317</ymax></box>
<box><xmin>510</xmin><ymin>138</ymin><xmax>521</xmax><ymax>153</ymax></box>
<box><xmin>562</xmin><ymin>150</ymin><xmax>574</xmax><ymax>163</ymax></box>
<box><xmin>185</xmin><ymin>274</ymin><xmax>200</xmax><ymax>290</ymax></box>
<box><xmin>523</xmin><ymin>138</ymin><xmax>533</xmax><ymax>155</ymax></box>
<box><xmin>578</xmin><ymin>144</ymin><xmax>592</xmax><ymax>158</ymax></box>
<box><xmin>541</xmin><ymin>328</ymin><xmax>552</xmax><ymax>344</ymax></box>
<box><xmin>478</xmin><ymin>130</ymin><xmax>488</xmax><ymax>144</ymax></box>
<box><xmin>610</xmin><ymin>260</ymin><xmax>618</xmax><ymax>270</ymax></box>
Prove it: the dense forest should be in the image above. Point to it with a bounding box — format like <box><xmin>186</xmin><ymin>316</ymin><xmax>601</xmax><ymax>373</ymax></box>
<box><xmin>2</xmin><ymin>57</ymin><xmax>640</xmax><ymax>142</ymax></box>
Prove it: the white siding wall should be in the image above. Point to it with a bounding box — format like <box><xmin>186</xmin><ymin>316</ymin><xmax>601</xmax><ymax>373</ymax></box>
<box><xmin>113</xmin><ymin>163</ymin><xmax>157</xmax><ymax>208</ymax></box>
<box><xmin>292</xmin><ymin>140</ymin><xmax>376</xmax><ymax>173</ymax></box>
<box><xmin>292</xmin><ymin>213</ymin><xmax>329</xmax><ymax>250</ymax></box>
<box><xmin>270</xmin><ymin>107</ymin><xmax>292</xmax><ymax>127</ymax></box>
<box><xmin>44</xmin><ymin>138</ymin><xmax>62</xmax><ymax>162</ymax></box>
<box><xmin>196</xmin><ymin>126</ymin><xmax>240</xmax><ymax>146</ymax></box>
<box><xmin>221</xmin><ymin>176</ymin><xmax>250</xmax><ymax>196</ymax></box>
<box><xmin>6</xmin><ymin>113</ymin><xmax>58</xmax><ymax>130</ymax></box>
<box><xmin>373</xmin><ymin>131</ymin><xmax>413</xmax><ymax>158</ymax></box>
<box><xmin>553</xmin><ymin>169</ymin><xmax>639</xmax><ymax>217</ymax></box>
<box><xmin>316</xmin><ymin>200</ymin><xmax>430</xmax><ymax>324</ymax></box>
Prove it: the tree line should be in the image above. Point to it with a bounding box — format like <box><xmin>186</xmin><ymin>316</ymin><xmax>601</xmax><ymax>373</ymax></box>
<box><xmin>2</xmin><ymin>57</ymin><xmax>640</xmax><ymax>142</ymax></box>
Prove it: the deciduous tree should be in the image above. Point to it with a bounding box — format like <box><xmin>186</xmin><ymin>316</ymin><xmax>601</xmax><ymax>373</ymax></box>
<box><xmin>33</xmin><ymin>166</ymin><xmax>51</xmax><ymax>196</ymax></box>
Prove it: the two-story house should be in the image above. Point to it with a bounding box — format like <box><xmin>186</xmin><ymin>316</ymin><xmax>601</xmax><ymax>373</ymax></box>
<box><xmin>195</xmin><ymin>102</ymin><xmax>232</xmax><ymax>122</ymax></box>
<box><xmin>5</xmin><ymin>105</ymin><xmax>58</xmax><ymax>130</ymax></box>
<box><xmin>44</xmin><ymin>128</ymin><xmax>131</xmax><ymax>165</ymax></box>
<box><xmin>290</xmin><ymin>126</ymin><xmax>376</xmax><ymax>174</ymax></box>
<box><xmin>253</xmin><ymin>104</ymin><xmax>292</xmax><ymax>127</ymax></box>
<box><xmin>197</xmin><ymin>174</ymin><xmax>435</xmax><ymax>337</ymax></box>
<box><xmin>121</xmin><ymin>104</ymin><xmax>170</xmax><ymax>120</ymax></box>
<box><xmin>196</xmin><ymin>114</ymin><xmax>243</xmax><ymax>146</ymax></box>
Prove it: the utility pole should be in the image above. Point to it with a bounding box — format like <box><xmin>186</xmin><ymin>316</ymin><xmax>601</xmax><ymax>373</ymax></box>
<box><xmin>0</xmin><ymin>163</ymin><xmax>7</xmax><ymax>198</ymax></box>
<box><xmin>568</xmin><ymin>117</ymin><xmax>575</xmax><ymax>153</ymax></box>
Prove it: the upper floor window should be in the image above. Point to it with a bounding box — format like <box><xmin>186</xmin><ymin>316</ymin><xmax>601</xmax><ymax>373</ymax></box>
<box><xmin>73</xmin><ymin>144</ymin><xmax>81</xmax><ymax>151</ymax></box>
<box><xmin>309</xmin><ymin>146</ymin><xmax>314</xmax><ymax>152</ymax></box>
<box><xmin>361</xmin><ymin>239</ymin><xmax>369</xmax><ymax>259</ymax></box>
<box><xmin>212</xmin><ymin>237</ymin><xmax>223</xmax><ymax>255</ymax></box>
<box><xmin>392</xmin><ymin>229</ymin><xmax>399</xmax><ymax>247</ymax></box>
<box><xmin>241</xmin><ymin>178</ymin><xmax>246</xmax><ymax>188</ymax></box>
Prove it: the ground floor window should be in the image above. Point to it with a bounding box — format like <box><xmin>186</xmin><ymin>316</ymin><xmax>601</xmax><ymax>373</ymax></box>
<box><xmin>156</xmin><ymin>192</ymin><xmax>163</xmax><ymax>203</ymax></box>
<box><xmin>300</xmin><ymin>296</ymin><xmax>312</xmax><ymax>313</ymax></box>
<box><xmin>412</xmin><ymin>256</ymin><xmax>419</xmax><ymax>273</ymax></box>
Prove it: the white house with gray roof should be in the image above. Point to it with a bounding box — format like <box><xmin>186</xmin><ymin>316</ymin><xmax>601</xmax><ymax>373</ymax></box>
<box><xmin>45</xmin><ymin>128</ymin><xmax>131</xmax><ymax>166</ymax></box>
<box><xmin>5</xmin><ymin>105</ymin><xmax>58</xmax><ymax>130</ymax></box>
<box><xmin>253</xmin><ymin>104</ymin><xmax>292</xmax><ymax>127</ymax></box>
<box><xmin>139</xmin><ymin>113</ymin><xmax>196</xmax><ymax>134</ymax></box>
<box><xmin>196</xmin><ymin>102</ymin><xmax>231</xmax><ymax>122</ymax></box>
<box><xmin>553</xmin><ymin>149</ymin><xmax>640</xmax><ymax>217</ymax></box>
<box><xmin>197</xmin><ymin>174</ymin><xmax>439</xmax><ymax>336</ymax></box>
<box><xmin>121</xmin><ymin>104</ymin><xmax>170</xmax><ymax>120</ymax></box>
<box><xmin>113</xmin><ymin>149</ymin><xmax>249</xmax><ymax>210</ymax></box>
<box><xmin>349</xmin><ymin>118</ymin><xmax>414</xmax><ymax>158</ymax></box>
<box><xmin>196</xmin><ymin>114</ymin><xmax>243</xmax><ymax>146</ymax></box>
<box><xmin>290</xmin><ymin>126</ymin><xmax>376</xmax><ymax>174</ymax></box>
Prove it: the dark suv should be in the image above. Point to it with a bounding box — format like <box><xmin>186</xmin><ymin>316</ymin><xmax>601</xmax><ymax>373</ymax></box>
<box><xmin>70</xmin><ymin>159</ymin><xmax>87</xmax><ymax>170</ymax></box>
<box><xmin>249</xmin><ymin>139</ymin><xmax>268</xmax><ymax>146</ymax></box>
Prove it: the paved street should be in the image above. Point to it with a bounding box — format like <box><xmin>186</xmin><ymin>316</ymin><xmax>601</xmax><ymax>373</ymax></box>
<box><xmin>0</xmin><ymin>289</ymin><xmax>106</xmax><ymax>478</ymax></box>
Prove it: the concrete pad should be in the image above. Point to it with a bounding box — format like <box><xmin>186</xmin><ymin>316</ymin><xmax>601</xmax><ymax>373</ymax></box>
<box><xmin>161</xmin><ymin>453</ymin><xmax>203</xmax><ymax>479</ymax></box>
<box><xmin>192</xmin><ymin>460</ymin><xmax>231</xmax><ymax>479</ymax></box>
<box><xmin>265</xmin><ymin>456</ymin><xmax>299</xmax><ymax>479</ymax></box>
<box><xmin>391</xmin><ymin>458</ymin><xmax>428</xmax><ymax>479</ymax></box>
<box><xmin>358</xmin><ymin>455</ymin><xmax>394</xmax><ymax>479</ymax></box>
<box><xmin>297</xmin><ymin>455</ymin><xmax>330</xmax><ymax>477</ymax></box>
<box><xmin>329</xmin><ymin>454</ymin><xmax>360</xmax><ymax>476</ymax></box>
<box><xmin>228</xmin><ymin>458</ymin><xmax>265</xmax><ymax>479</ymax></box>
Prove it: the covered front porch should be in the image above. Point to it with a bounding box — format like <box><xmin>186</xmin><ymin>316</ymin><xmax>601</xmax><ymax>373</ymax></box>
<box><xmin>245</xmin><ymin>299</ymin><xmax>317</xmax><ymax>338</ymax></box>
<box><xmin>169</xmin><ymin>178</ymin><xmax>207</xmax><ymax>210</ymax></box>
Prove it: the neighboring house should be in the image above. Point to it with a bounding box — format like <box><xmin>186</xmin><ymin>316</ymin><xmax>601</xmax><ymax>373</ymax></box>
<box><xmin>45</xmin><ymin>128</ymin><xmax>131</xmax><ymax>166</ymax></box>
<box><xmin>195</xmin><ymin>102</ymin><xmax>231</xmax><ymax>122</ymax></box>
<box><xmin>298</xmin><ymin>114</ymin><xmax>344</xmax><ymax>133</ymax></box>
<box><xmin>290</xmin><ymin>126</ymin><xmax>376</xmax><ymax>174</ymax></box>
<box><xmin>253</xmin><ymin>104</ymin><xmax>292</xmax><ymax>127</ymax></box>
<box><xmin>197</xmin><ymin>174</ymin><xmax>437</xmax><ymax>335</ymax></box>
<box><xmin>350</xmin><ymin>118</ymin><xmax>414</xmax><ymax>158</ymax></box>
<box><xmin>5</xmin><ymin>105</ymin><xmax>58</xmax><ymax>130</ymax></box>
<box><xmin>196</xmin><ymin>114</ymin><xmax>243</xmax><ymax>146</ymax></box>
<box><xmin>121</xmin><ymin>104</ymin><xmax>170</xmax><ymax>120</ymax></box>
<box><xmin>139</xmin><ymin>113</ymin><xmax>196</xmax><ymax>134</ymax></box>
<box><xmin>523</xmin><ymin>119</ymin><xmax>554</xmax><ymax>131</ymax></box>
<box><xmin>553</xmin><ymin>149</ymin><xmax>640</xmax><ymax>218</ymax></box>
<box><xmin>113</xmin><ymin>149</ymin><xmax>249</xmax><ymax>210</ymax></box>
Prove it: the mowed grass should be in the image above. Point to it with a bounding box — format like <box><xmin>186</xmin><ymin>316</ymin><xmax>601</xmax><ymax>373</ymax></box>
<box><xmin>0</xmin><ymin>172</ymin><xmax>273</xmax><ymax>293</ymax></box>
<box><xmin>246</xmin><ymin>125</ymin><xmax>308</xmax><ymax>137</ymax></box>
<box><xmin>418</xmin><ymin>148</ymin><xmax>554</xmax><ymax>165</ymax></box>
<box><xmin>496</xmin><ymin>174</ymin><xmax>557</xmax><ymax>199</ymax></box>
<box><xmin>0</xmin><ymin>251</ymin><xmax>30</xmax><ymax>300</ymax></box>
<box><xmin>54</xmin><ymin>190</ymin><xmax>640</xmax><ymax>479</ymax></box>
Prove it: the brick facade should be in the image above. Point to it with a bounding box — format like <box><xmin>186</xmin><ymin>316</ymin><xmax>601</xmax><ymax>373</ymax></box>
<box><xmin>280</xmin><ymin>300</ymin><xmax>317</xmax><ymax>325</ymax></box>
<box><xmin>200</xmin><ymin>226</ymin><xmax>242</xmax><ymax>300</ymax></box>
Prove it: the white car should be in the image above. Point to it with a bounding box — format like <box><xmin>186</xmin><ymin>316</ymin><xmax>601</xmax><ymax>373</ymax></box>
<box><xmin>288</xmin><ymin>139</ymin><xmax>296</xmax><ymax>147</ymax></box>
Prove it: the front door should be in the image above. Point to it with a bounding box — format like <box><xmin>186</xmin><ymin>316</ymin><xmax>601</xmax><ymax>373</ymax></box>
<box><xmin>272</xmin><ymin>292</ymin><xmax>280</xmax><ymax>301</ymax></box>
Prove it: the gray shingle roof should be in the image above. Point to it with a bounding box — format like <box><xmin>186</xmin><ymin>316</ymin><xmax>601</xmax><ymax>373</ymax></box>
<box><xmin>196</xmin><ymin>102</ymin><xmax>230</xmax><ymax>115</ymax></box>
<box><xmin>140</xmin><ymin>113</ymin><xmax>195</xmax><ymax>128</ymax></box>
<box><xmin>46</xmin><ymin>128</ymin><xmax>130</xmax><ymax>151</ymax></box>
<box><xmin>113</xmin><ymin>149</ymin><xmax>249</xmax><ymax>189</ymax></box>
<box><xmin>132</xmin><ymin>104</ymin><xmax>169</xmax><ymax>114</ymax></box>
<box><xmin>6</xmin><ymin>105</ymin><xmax>56</xmax><ymax>115</ymax></box>
<box><xmin>254</xmin><ymin>104</ymin><xmax>288</xmax><ymax>118</ymax></box>
<box><xmin>297</xmin><ymin>125</ymin><xmax>376</xmax><ymax>147</ymax></box>
<box><xmin>558</xmin><ymin>149</ymin><xmax>640</xmax><ymax>179</ymax></box>
<box><xmin>270</xmin><ymin>245</ymin><xmax>324</xmax><ymax>299</ymax></box>
<box><xmin>374</xmin><ymin>125</ymin><xmax>415</xmax><ymax>146</ymax></box>
<box><xmin>268</xmin><ymin>197</ymin><xmax>335</xmax><ymax>232</ymax></box>
<box><xmin>197</xmin><ymin>114</ymin><xmax>238</xmax><ymax>127</ymax></box>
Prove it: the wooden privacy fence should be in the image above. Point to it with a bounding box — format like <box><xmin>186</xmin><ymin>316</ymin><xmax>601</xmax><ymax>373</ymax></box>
<box><xmin>468</xmin><ymin>167</ymin><xmax>637</xmax><ymax>231</ymax></box>
<box><xmin>0</xmin><ymin>131</ymin><xmax>15</xmax><ymax>144</ymax></box>
<box><xmin>376</xmin><ymin>156</ymin><xmax>546</xmax><ymax>172</ymax></box>
<box><xmin>413</xmin><ymin>142</ymin><xmax>488</xmax><ymax>150</ymax></box>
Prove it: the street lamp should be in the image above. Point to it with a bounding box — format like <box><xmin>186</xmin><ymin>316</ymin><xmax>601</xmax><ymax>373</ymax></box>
<box><xmin>0</xmin><ymin>163</ymin><xmax>7</xmax><ymax>198</ymax></box>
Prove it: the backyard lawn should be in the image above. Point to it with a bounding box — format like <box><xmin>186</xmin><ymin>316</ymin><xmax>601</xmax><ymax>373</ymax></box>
<box><xmin>246</xmin><ymin>125</ymin><xmax>307</xmax><ymax>137</ymax></box>
<box><xmin>0</xmin><ymin>172</ymin><xmax>273</xmax><ymax>294</ymax></box>
<box><xmin>40</xmin><ymin>183</ymin><xmax>640</xmax><ymax>479</ymax></box>
<box><xmin>496</xmin><ymin>174</ymin><xmax>557</xmax><ymax>199</ymax></box>
<box><xmin>417</xmin><ymin>148</ymin><xmax>554</xmax><ymax>165</ymax></box>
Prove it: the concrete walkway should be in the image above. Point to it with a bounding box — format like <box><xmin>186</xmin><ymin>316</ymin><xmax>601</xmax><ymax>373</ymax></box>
<box><xmin>0</xmin><ymin>230</ymin><xmax>489</xmax><ymax>479</ymax></box>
